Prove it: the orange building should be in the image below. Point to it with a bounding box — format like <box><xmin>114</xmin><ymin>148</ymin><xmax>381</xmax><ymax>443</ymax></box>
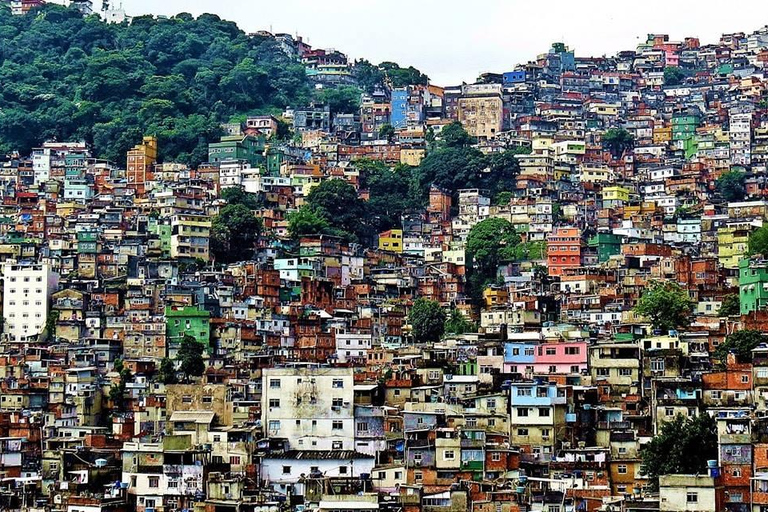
<box><xmin>126</xmin><ymin>136</ymin><xmax>158</xmax><ymax>196</ymax></box>
<box><xmin>547</xmin><ymin>227</ymin><xmax>582</xmax><ymax>276</ymax></box>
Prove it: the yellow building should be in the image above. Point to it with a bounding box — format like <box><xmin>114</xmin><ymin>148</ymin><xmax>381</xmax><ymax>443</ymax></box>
<box><xmin>717</xmin><ymin>222</ymin><xmax>752</xmax><ymax>269</ymax></box>
<box><xmin>400</xmin><ymin>148</ymin><xmax>426</xmax><ymax>166</ymax></box>
<box><xmin>458</xmin><ymin>85</ymin><xmax>503</xmax><ymax>140</ymax></box>
<box><xmin>483</xmin><ymin>287</ymin><xmax>509</xmax><ymax>308</ymax></box>
<box><xmin>653</xmin><ymin>125</ymin><xmax>672</xmax><ymax>144</ymax></box>
<box><xmin>602</xmin><ymin>186</ymin><xmax>630</xmax><ymax>203</ymax></box>
<box><xmin>578</xmin><ymin>165</ymin><xmax>612</xmax><ymax>183</ymax></box>
<box><xmin>170</xmin><ymin>214</ymin><xmax>211</xmax><ymax>261</ymax></box>
<box><xmin>378</xmin><ymin>229</ymin><xmax>403</xmax><ymax>253</ymax></box>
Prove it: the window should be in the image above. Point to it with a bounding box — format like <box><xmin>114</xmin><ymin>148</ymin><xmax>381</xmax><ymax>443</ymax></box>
<box><xmin>617</xmin><ymin>465</ymin><xmax>627</xmax><ymax>474</ymax></box>
<box><xmin>665</xmin><ymin>407</ymin><xmax>674</xmax><ymax>416</ymax></box>
<box><xmin>339</xmin><ymin>466</ymin><xmax>348</xmax><ymax>475</ymax></box>
<box><xmin>269</xmin><ymin>399</ymin><xmax>280</xmax><ymax>408</ymax></box>
<box><xmin>269</xmin><ymin>379</ymin><xmax>281</xmax><ymax>389</ymax></box>
<box><xmin>546</xmin><ymin>347</ymin><xmax>557</xmax><ymax>356</ymax></box>
<box><xmin>742</xmin><ymin>375</ymin><xmax>750</xmax><ymax>383</ymax></box>
<box><xmin>357</xmin><ymin>422</ymin><xmax>369</xmax><ymax>433</ymax></box>
<box><xmin>539</xmin><ymin>408</ymin><xmax>550</xmax><ymax>417</ymax></box>
<box><xmin>167</xmin><ymin>480</ymin><xmax>178</xmax><ymax>488</ymax></box>
<box><xmin>332</xmin><ymin>398</ymin><xmax>344</xmax><ymax>408</ymax></box>
<box><xmin>282</xmin><ymin>466</ymin><xmax>291</xmax><ymax>475</ymax></box>
<box><xmin>230</xmin><ymin>456</ymin><xmax>241</xmax><ymax>465</ymax></box>
<box><xmin>491</xmin><ymin>452</ymin><xmax>501</xmax><ymax>462</ymax></box>
<box><xmin>517</xmin><ymin>388</ymin><xmax>532</xmax><ymax>397</ymax></box>
<box><xmin>686</xmin><ymin>492</ymin><xmax>698</xmax><ymax>503</ymax></box>
<box><xmin>517</xmin><ymin>428</ymin><xmax>529</xmax><ymax>436</ymax></box>
<box><xmin>182</xmin><ymin>395</ymin><xmax>193</xmax><ymax>404</ymax></box>
<box><xmin>517</xmin><ymin>408</ymin><xmax>529</xmax><ymax>417</ymax></box>
<box><xmin>565</xmin><ymin>346</ymin><xmax>580</xmax><ymax>355</ymax></box>
<box><xmin>486</xmin><ymin>399</ymin><xmax>496</xmax><ymax>409</ymax></box>
<box><xmin>268</xmin><ymin>420</ymin><xmax>280</xmax><ymax>432</ymax></box>
<box><xmin>332</xmin><ymin>420</ymin><xmax>343</xmax><ymax>430</ymax></box>
<box><xmin>332</xmin><ymin>379</ymin><xmax>344</xmax><ymax>388</ymax></box>
<box><xmin>650</xmin><ymin>359</ymin><xmax>665</xmax><ymax>372</ymax></box>
<box><xmin>596</xmin><ymin>368</ymin><xmax>610</xmax><ymax>377</ymax></box>
<box><xmin>710</xmin><ymin>390</ymin><xmax>722</xmax><ymax>400</ymax></box>
<box><xmin>618</xmin><ymin>368</ymin><xmax>632</xmax><ymax>376</ymax></box>
<box><xmin>444</xmin><ymin>450</ymin><xmax>455</xmax><ymax>460</ymax></box>
<box><xmin>202</xmin><ymin>396</ymin><xmax>213</xmax><ymax>404</ymax></box>
<box><xmin>148</xmin><ymin>477</ymin><xmax>159</xmax><ymax>488</ymax></box>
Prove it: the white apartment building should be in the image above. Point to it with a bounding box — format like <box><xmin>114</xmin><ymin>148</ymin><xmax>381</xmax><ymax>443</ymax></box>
<box><xmin>335</xmin><ymin>333</ymin><xmax>372</xmax><ymax>363</ymax></box>
<box><xmin>261</xmin><ymin>366</ymin><xmax>355</xmax><ymax>451</ymax></box>
<box><xmin>2</xmin><ymin>262</ymin><xmax>59</xmax><ymax>343</ymax></box>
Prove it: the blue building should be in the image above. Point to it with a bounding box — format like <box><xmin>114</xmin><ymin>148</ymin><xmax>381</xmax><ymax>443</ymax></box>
<box><xmin>504</xmin><ymin>341</ymin><xmax>537</xmax><ymax>373</ymax></box>
<box><xmin>391</xmin><ymin>89</ymin><xmax>409</xmax><ymax>129</ymax></box>
<box><xmin>503</xmin><ymin>70</ymin><xmax>526</xmax><ymax>85</ymax></box>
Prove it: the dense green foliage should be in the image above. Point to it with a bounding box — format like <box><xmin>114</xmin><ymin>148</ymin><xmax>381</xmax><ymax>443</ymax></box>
<box><xmin>718</xmin><ymin>293</ymin><xmax>740</xmax><ymax>316</ymax></box>
<box><xmin>353</xmin><ymin>59</ymin><xmax>429</xmax><ymax>93</ymax></box>
<box><xmin>305</xmin><ymin>179</ymin><xmax>365</xmax><ymax>240</ymax></box>
<box><xmin>409</xmin><ymin>298</ymin><xmax>446</xmax><ymax>343</ymax></box>
<box><xmin>314</xmin><ymin>86</ymin><xmax>362</xmax><ymax>115</ymax></box>
<box><xmin>634</xmin><ymin>280</ymin><xmax>695</xmax><ymax>332</ymax></box>
<box><xmin>157</xmin><ymin>357</ymin><xmax>179</xmax><ymax>384</ymax></box>
<box><xmin>466</xmin><ymin>218</ymin><xmax>521</xmax><ymax>278</ymax></box>
<box><xmin>717</xmin><ymin>169</ymin><xmax>747</xmax><ymax>202</ymax></box>
<box><xmin>177</xmin><ymin>334</ymin><xmax>206</xmax><ymax>381</ymax></box>
<box><xmin>287</xmin><ymin>205</ymin><xmax>331</xmax><ymax>239</ymax></box>
<box><xmin>663</xmin><ymin>66</ymin><xmax>686</xmax><ymax>86</ymax></box>
<box><xmin>357</xmin><ymin>160</ymin><xmax>422</xmax><ymax>233</ymax></box>
<box><xmin>211</xmin><ymin>203</ymin><xmax>262</xmax><ymax>263</ymax></box>
<box><xmin>748</xmin><ymin>225</ymin><xmax>768</xmax><ymax>256</ymax></box>
<box><xmin>0</xmin><ymin>5</ymin><xmax>310</xmax><ymax>165</ymax></box>
<box><xmin>641</xmin><ymin>413</ymin><xmax>718</xmax><ymax>490</ymax></box>
<box><xmin>602</xmin><ymin>128</ymin><xmax>634</xmax><ymax>159</ymax></box>
<box><xmin>444</xmin><ymin>308</ymin><xmax>475</xmax><ymax>335</ymax></box>
<box><xmin>715</xmin><ymin>329</ymin><xmax>765</xmax><ymax>364</ymax></box>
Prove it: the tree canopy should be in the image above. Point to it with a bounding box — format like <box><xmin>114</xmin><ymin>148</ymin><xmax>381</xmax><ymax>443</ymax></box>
<box><xmin>748</xmin><ymin>225</ymin><xmax>768</xmax><ymax>256</ymax></box>
<box><xmin>466</xmin><ymin>218</ymin><xmax>521</xmax><ymax>278</ymax></box>
<box><xmin>602</xmin><ymin>128</ymin><xmax>634</xmax><ymax>159</ymax></box>
<box><xmin>717</xmin><ymin>169</ymin><xmax>747</xmax><ymax>202</ymax></box>
<box><xmin>641</xmin><ymin>413</ymin><xmax>718</xmax><ymax>490</ymax></box>
<box><xmin>663</xmin><ymin>66</ymin><xmax>686</xmax><ymax>86</ymax></box>
<box><xmin>634</xmin><ymin>280</ymin><xmax>695</xmax><ymax>332</ymax></box>
<box><xmin>715</xmin><ymin>329</ymin><xmax>765</xmax><ymax>364</ymax></box>
<box><xmin>211</xmin><ymin>203</ymin><xmax>262</xmax><ymax>263</ymax></box>
<box><xmin>176</xmin><ymin>334</ymin><xmax>206</xmax><ymax>381</ymax></box>
<box><xmin>0</xmin><ymin>5</ymin><xmax>311</xmax><ymax>165</ymax></box>
<box><xmin>409</xmin><ymin>298</ymin><xmax>446</xmax><ymax>343</ymax></box>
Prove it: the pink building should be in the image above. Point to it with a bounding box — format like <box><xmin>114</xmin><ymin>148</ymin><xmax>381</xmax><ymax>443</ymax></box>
<box><xmin>531</xmin><ymin>341</ymin><xmax>588</xmax><ymax>375</ymax></box>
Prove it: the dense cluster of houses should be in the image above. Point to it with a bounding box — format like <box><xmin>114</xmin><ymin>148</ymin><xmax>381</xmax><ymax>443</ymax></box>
<box><xmin>5</xmin><ymin>16</ymin><xmax>768</xmax><ymax>512</ymax></box>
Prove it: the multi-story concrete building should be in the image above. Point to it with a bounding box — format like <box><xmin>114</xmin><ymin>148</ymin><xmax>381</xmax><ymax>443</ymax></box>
<box><xmin>2</xmin><ymin>261</ymin><xmax>59</xmax><ymax>343</ymax></box>
<box><xmin>261</xmin><ymin>366</ymin><xmax>355</xmax><ymax>451</ymax></box>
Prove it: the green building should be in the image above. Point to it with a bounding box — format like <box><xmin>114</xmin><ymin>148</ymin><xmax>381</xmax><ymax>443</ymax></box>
<box><xmin>165</xmin><ymin>305</ymin><xmax>211</xmax><ymax>350</ymax></box>
<box><xmin>148</xmin><ymin>218</ymin><xmax>172</xmax><ymax>257</ymax></box>
<box><xmin>672</xmin><ymin>112</ymin><xmax>700</xmax><ymax>142</ymax></box>
<box><xmin>588</xmin><ymin>232</ymin><xmax>623</xmax><ymax>263</ymax></box>
<box><xmin>208</xmin><ymin>135</ymin><xmax>266</xmax><ymax>167</ymax></box>
<box><xmin>739</xmin><ymin>257</ymin><xmax>768</xmax><ymax>315</ymax></box>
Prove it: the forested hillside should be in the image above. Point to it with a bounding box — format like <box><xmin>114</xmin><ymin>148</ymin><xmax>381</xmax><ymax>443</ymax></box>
<box><xmin>0</xmin><ymin>5</ymin><xmax>311</xmax><ymax>164</ymax></box>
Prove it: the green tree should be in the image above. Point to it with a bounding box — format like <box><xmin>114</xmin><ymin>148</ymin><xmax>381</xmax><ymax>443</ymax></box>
<box><xmin>157</xmin><ymin>357</ymin><xmax>178</xmax><ymax>385</ymax></box>
<box><xmin>634</xmin><ymin>281</ymin><xmax>695</xmax><ymax>332</ymax></box>
<box><xmin>379</xmin><ymin>61</ymin><xmax>429</xmax><ymax>88</ymax></box>
<box><xmin>602</xmin><ymin>128</ymin><xmax>634</xmax><ymax>159</ymax></box>
<box><xmin>663</xmin><ymin>66</ymin><xmax>686</xmax><ymax>86</ymax></box>
<box><xmin>513</xmin><ymin>241</ymin><xmax>547</xmax><ymax>261</ymax></box>
<box><xmin>409</xmin><ymin>298</ymin><xmax>446</xmax><ymax>343</ymax></box>
<box><xmin>718</xmin><ymin>293</ymin><xmax>740</xmax><ymax>316</ymax></box>
<box><xmin>748</xmin><ymin>225</ymin><xmax>768</xmax><ymax>256</ymax></box>
<box><xmin>211</xmin><ymin>203</ymin><xmax>262</xmax><ymax>263</ymax></box>
<box><xmin>378</xmin><ymin>123</ymin><xmax>395</xmax><ymax>142</ymax></box>
<box><xmin>444</xmin><ymin>308</ymin><xmax>475</xmax><ymax>335</ymax></box>
<box><xmin>466</xmin><ymin>218</ymin><xmax>521</xmax><ymax>278</ymax></box>
<box><xmin>221</xmin><ymin>186</ymin><xmax>262</xmax><ymax>209</ymax></box>
<box><xmin>438</xmin><ymin>121</ymin><xmax>474</xmax><ymax>148</ymax></box>
<box><xmin>287</xmin><ymin>205</ymin><xmax>330</xmax><ymax>239</ymax></box>
<box><xmin>716</xmin><ymin>169</ymin><xmax>747</xmax><ymax>202</ymax></box>
<box><xmin>715</xmin><ymin>329</ymin><xmax>765</xmax><ymax>364</ymax></box>
<box><xmin>109</xmin><ymin>358</ymin><xmax>133</xmax><ymax>412</ymax></box>
<box><xmin>315</xmin><ymin>85</ymin><xmax>362</xmax><ymax>114</ymax></box>
<box><xmin>305</xmin><ymin>179</ymin><xmax>364</xmax><ymax>238</ymax></box>
<box><xmin>176</xmin><ymin>334</ymin><xmax>206</xmax><ymax>382</ymax></box>
<box><xmin>493</xmin><ymin>191</ymin><xmax>512</xmax><ymax>206</ymax></box>
<box><xmin>641</xmin><ymin>413</ymin><xmax>717</xmax><ymax>490</ymax></box>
